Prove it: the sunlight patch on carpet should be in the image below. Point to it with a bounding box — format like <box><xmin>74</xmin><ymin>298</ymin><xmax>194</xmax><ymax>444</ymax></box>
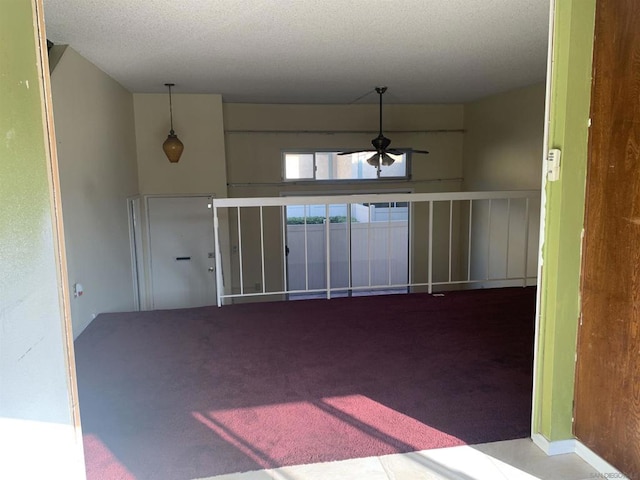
<box><xmin>193</xmin><ymin>395</ymin><xmax>465</xmax><ymax>470</ymax></box>
<box><xmin>84</xmin><ymin>434</ymin><xmax>136</xmax><ymax>480</ymax></box>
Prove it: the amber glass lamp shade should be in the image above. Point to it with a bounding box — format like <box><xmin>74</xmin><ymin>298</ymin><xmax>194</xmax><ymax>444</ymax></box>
<box><xmin>163</xmin><ymin>130</ymin><xmax>184</xmax><ymax>163</ymax></box>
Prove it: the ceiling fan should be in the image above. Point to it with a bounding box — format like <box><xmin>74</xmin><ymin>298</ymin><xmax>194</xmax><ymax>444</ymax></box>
<box><xmin>338</xmin><ymin>86</ymin><xmax>429</xmax><ymax>172</ymax></box>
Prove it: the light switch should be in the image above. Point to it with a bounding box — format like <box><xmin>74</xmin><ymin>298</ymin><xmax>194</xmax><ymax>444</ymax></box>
<box><xmin>547</xmin><ymin>149</ymin><xmax>561</xmax><ymax>182</ymax></box>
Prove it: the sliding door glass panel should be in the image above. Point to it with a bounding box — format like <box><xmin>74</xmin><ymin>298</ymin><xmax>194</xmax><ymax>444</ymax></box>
<box><xmin>285</xmin><ymin>204</ymin><xmax>349</xmax><ymax>298</ymax></box>
<box><xmin>286</xmin><ymin>201</ymin><xmax>409</xmax><ymax>298</ymax></box>
<box><xmin>350</xmin><ymin>202</ymin><xmax>409</xmax><ymax>295</ymax></box>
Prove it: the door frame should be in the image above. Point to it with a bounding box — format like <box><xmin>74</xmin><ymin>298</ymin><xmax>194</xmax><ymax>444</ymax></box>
<box><xmin>127</xmin><ymin>195</ymin><xmax>144</xmax><ymax>310</ymax></box>
<box><xmin>530</xmin><ymin>0</ymin><xmax>556</xmax><ymax>438</ymax></box>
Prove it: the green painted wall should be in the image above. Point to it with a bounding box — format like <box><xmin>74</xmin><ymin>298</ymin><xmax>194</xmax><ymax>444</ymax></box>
<box><xmin>0</xmin><ymin>8</ymin><xmax>51</xmax><ymax>238</ymax></box>
<box><xmin>0</xmin><ymin>1</ymin><xmax>85</xmax><ymax>478</ymax></box>
<box><xmin>534</xmin><ymin>0</ymin><xmax>596</xmax><ymax>441</ymax></box>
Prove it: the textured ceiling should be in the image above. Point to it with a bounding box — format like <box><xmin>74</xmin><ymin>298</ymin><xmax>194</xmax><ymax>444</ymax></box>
<box><xmin>43</xmin><ymin>0</ymin><xmax>550</xmax><ymax>104</ymax></box>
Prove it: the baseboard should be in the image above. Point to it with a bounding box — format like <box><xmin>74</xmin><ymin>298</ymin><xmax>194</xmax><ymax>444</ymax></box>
<box><xmin>531</xmin><ymin>433</ymin><xmax>576</xmax><ymax>455</ymax></box>
<box><xmin>531</xmin><ymin>434</ymin><xmax>627</xmax><ymax>477</ymax></box>
<box><xmin>574</xmin><ymin>442</ymin><xmax>625</xmax><ymax>476</ymax></box>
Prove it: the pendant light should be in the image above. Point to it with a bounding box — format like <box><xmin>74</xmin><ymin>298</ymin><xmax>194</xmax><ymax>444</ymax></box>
<box><xmin>162</xmin><ymin>83</ymin><xmax>184</xmax><ymax>163</ymax></box>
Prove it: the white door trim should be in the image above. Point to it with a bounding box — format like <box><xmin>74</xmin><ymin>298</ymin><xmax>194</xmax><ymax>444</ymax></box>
<box><xmin>127</xmin><ymin>195</ymin><xmax>143</xmax><ymax>310</ymax></box>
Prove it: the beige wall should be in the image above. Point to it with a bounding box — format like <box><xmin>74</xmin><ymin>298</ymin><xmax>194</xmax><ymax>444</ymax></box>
<box><xmin>462</xmin><ymin>83</ymin><xmax>546</xmax><ymax>287</ymax></box>
<box><xmin>133</xmin><ymin>93</ymin><xmax>230</xmax><ymax>308</ymax></box>
<box><xmin>134</xmin><ymin>93</ymin><xmax>228</xmax><ymax>197</ymax></box>
<box><xmin>222</xmin><ymin>103</ymin><xmax>465</xmax><ymax>296</ymax></box>
<box><xmin>463</xmin><ymin>83</ymin><xmax>546</xmax><ymax>190</ymax></box>
<box><xmin>50</xmin><ymin>47</ymin><xmax>139</xmax><ymax>337</ymax></box>
<box><xmin>224</xmin><ymin>103</ymin><xmax>465</xmax><ymax>198</ymax></box>
<box><xmin>48</xmin><ymin>50</ymin><xmax>544</xmax><ymax>312</ymax></box>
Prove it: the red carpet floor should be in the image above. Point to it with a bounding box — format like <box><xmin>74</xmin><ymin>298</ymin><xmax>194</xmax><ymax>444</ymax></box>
<box><xmin>74</xmin><ymin>287</ymin><xmax>536</xmax><ymax>480</ymax></box>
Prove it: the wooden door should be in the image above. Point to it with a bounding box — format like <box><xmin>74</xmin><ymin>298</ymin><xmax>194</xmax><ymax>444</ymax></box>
<box><xmin>574</xmin><ymin>0</ymin><xmax>640</xmax><ymax>476</ymax></box>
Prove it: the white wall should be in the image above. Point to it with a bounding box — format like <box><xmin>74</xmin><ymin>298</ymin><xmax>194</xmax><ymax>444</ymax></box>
<box><xmin>462</xmin><ymin>83</ymin><xmax>546</xmax><ymax>286</ymax></box>
<box><xmin>50</xmin><ymin>47</ymin><xmax>139</xmax><ymax>337</ymax></box>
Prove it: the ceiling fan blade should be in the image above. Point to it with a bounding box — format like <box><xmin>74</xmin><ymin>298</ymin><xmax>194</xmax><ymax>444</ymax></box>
<box><xmin>338</xmin><ymin>149</ymin><xmax>373</xmax><ymax>155</ymax></box>
<box><xmin>386</xmin><ymin>149</ymin><xmax>405</xmax><ymax>155</ymax></box>
<box><xmin>410</xmin><ymin>149</ymin><xmax>430</xmax><ymax>155</ymax></box>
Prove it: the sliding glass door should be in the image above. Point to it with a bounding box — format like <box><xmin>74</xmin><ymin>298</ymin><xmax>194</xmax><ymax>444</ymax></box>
<box><xmin>285</xmin><ymin>201</ymin><xmax>409</xmax><ymax>299</ymax></box>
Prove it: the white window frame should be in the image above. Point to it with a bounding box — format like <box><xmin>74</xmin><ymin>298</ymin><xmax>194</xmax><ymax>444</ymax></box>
<box><xmin>282</xmin><ymin>149</ymin><xmax>411</xmax><ymax>182</ymax></box>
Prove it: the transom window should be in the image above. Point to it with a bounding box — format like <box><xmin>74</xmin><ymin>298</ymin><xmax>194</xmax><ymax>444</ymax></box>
<box><xmin>283</xmin><ymin>150</ymin><xmax>409</xmax><ymax>181</ymax></box>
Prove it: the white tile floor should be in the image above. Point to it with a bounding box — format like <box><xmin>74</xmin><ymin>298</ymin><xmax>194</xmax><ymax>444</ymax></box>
<box><xmin>198</xmin><ymin>438</ymin><xmax>604</xmax><ymax>480</ymax></box>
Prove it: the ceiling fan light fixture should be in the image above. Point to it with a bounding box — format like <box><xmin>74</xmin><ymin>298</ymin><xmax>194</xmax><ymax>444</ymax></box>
<box><xmin>366</xmin><ymin>152</ymin><xmax>380</xmax><ymax>167</ymax></box>
<box><xmin>381</xmin><ymin>153</ymin><xmax>395</xmax><ymax>167</ymax></box>
<box><xmin>337</xmin><ymin>86</ymin><xmax>429</xmax><ymax>171</ymax></box>
<box><xmin>162</xmin><ymin>83</ymin><xmax>184</xmax><ymax>163</ymax></box>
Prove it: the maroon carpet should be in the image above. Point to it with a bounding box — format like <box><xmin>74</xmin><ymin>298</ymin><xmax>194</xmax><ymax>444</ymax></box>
<box><xmin>74</xmin><ymin>287</ymin><xmax>535</xmax><ymax>480</ymax></box>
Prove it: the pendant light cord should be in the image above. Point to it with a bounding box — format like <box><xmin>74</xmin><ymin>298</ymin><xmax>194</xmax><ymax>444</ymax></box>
<box><xmin>378</xmin><ymin>88</ymin><xmax>383</xmax><ymax>136</ymax></box>
<box><xmin>166</xmin><ymin>83</ymin><xmax>175</xmax><ymax>133</ymax></box>
<box><xmin>375</xmin><ymin>86</ymin><xmax>387</xmax><ymax>136</ymax></box>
